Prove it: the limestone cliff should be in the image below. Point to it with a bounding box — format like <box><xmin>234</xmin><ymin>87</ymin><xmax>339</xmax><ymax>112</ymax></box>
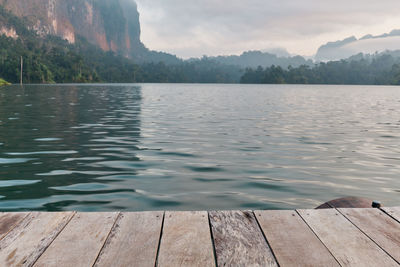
<box><xmin>0</xmin><ymin>0</ymin><xmax>146</xmax><ymax>58</ymax></box>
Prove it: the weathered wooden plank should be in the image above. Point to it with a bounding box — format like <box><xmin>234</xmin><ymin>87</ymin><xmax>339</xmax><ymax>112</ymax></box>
<box><xmin>382</xmin><ymin>207</ymin><xmax>400</xmax><ymax>222</ymax></box>
<box><xmin>255</xmin><ymin>210</ymin><xmax>339</xmax><ymax>266</ymax></box>
<box><xmin>0</xmin><ymin>212</ymin><xmax>29</xmax><ymax>241</ymax></box>
<box><xmin>34</xmin><ymin>212</ymin><xmax>119</xmax><ymax>267</ymax></box>
<box><xmin>0</xmin><ymin>212</ymin><xmax>74</xmax><ymax>267</ymax></box>
<box><xmin>209</xmin><ymin>210</ymin><xmax>277</xmax><ymax>267</ymax></box>
<box><xmin>94</xmin><ymin>211</ymin><xmax>164</xmax><ymax>267</ymax></box>
<box><xmin>158</xmin><ymin>211</ymin><xmax>215</xmax><ymax>267</ymax></box>
<box><xmin>298</xmin><ymin>208</ymin><xmax>397</xmax><ymax>266</ymax></box>
<box><xmin>339</xmin><ymin>208</ymin><xmax>400</xmax><ymax>263</ymax></box>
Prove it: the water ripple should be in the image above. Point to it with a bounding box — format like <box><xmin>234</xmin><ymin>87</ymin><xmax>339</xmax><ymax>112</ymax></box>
<box><xmin>6</xmin><ymin>151</ymin><xmax>78</xmax><ymax>155</ymax></box>
<box><xmin>185</xmin><ymin>165</ymin><xmax>225</xmax><ymax>172</ymax></box>
<box><xmin>0</xmin><ymin>158</ymin><xmax>35</xmax><ymax>164</ymax></box>
<box><xmin>34</xmin><ymin>138</ymin><xmax>63</xmax><ymax>142</ymax></box>
<box><xmin>0</xmin><ymin>84</ymin><xmax>399</xmax><ymax>211</ymax></box>
<box><xmin>0</xmin><ymin>180</ymin><xmax>41</xmax><ymax>187</ymax></box>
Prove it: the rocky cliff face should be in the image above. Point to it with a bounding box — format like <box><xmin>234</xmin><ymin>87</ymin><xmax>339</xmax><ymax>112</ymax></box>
<box><xmin>0</xmin><ymin>0</ymin><xmax>145</xmax><ymax>58</ymax></box>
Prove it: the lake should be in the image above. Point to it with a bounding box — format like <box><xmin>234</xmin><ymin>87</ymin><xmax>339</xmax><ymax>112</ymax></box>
<box><xmin>0</xmin><ymin>84</ymin><xmax>399</xmax><ymax>211</ymax></box>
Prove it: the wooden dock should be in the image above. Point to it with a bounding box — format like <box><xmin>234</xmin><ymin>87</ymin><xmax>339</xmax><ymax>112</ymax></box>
<box><xmin>0</xmin><ymin>207</ymin><xmax>399</xmax><ymax>266</ymax></box>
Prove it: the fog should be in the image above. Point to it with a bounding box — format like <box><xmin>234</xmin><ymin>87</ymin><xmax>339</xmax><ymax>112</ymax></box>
<box><xmin>135</xmin><ymin>0</ymin><xmax>400</xmax><ymax>58</ymax></box>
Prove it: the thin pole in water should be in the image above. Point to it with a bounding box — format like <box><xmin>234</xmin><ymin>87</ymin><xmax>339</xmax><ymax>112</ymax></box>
<box><xmin>20</xmin><ymin>56</ymin><xmax>23</xmax><ymax>85</ymax></box>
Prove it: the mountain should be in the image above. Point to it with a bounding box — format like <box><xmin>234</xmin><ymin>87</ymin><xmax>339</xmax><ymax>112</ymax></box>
<box><xmin>0</xmin><ymin>0</ymin><xmax>310</xmax><ymax>68</ymax></box>
<box><xmin>0</xmin><ymin>0</ymin><xmax>179</xmax><ymax>63</ymax></box>
<box><xmin>316</xmin><ymin>30</ymin><xmax>400</xmax><ymax>61</ymax></box>
<box><xmin>2</xmin><ymin>1</ymin><xmax>400</xmax><ymax>85</ymax></box>
<box><xmin>209</xmin><ymin>51</ymin><xmax>313</xmax><ymax>69</ymax></box>
<box><xmin>1</xmin><ymin>2</ymin><xmax>400</xmax><ymax>86</ymax></box>
<box><xmin>262</xmin><ymin>48</ymin><xmax>291</xmax><ymax>58</ymax></box>
<box><xmin>0</xmin><ymin>5</ymin><xmax>242</xmax><ymax>84</ymax></box>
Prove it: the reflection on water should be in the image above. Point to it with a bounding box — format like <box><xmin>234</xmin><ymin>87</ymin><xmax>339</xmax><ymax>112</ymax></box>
<box><xmin>0</xmin><ymin>85</ymin><xmax>142</xmax><ymax>211</ymax></box>
<box><xmin>0</xmin><ymin>84</ymin><xmax>399</xmax><ymax>211</ymax></box>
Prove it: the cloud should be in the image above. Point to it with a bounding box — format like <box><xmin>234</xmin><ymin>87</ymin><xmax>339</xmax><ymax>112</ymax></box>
<box><xmin>135</xmin><ymin>0</ymin><xmax>400</xmax><ymax>58</ymax></box>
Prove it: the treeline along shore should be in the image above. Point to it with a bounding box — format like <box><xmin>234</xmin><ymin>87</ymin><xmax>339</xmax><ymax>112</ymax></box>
<box><xmin>241</xmin><ymin>54</ymin><xmax>400</xmax><ymax>85</ymax></box>
<box><xmin>1</xmin><ymin>5</ymin><xmax>400</xmax><ymax>85</ymax></box>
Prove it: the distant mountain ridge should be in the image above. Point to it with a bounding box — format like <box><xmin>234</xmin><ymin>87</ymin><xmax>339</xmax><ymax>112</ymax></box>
<box><xmin>209</xmin><ymin>51</ymin><xmax>313</xmax><ymax>68</ymax></box>
<box><xmin>0</xmin><ymin>0</ymin><xmax>312</xmax><ymax>68</ymax></box>
<box><xmin>2</xmin><ymin>0</ymin><xmax>400</xmax><ymax>69</ymax></box>
<box><xmin>360</xmin><ymin>29</ymin><xmax>400</xmax><ymax>40</ymax></box>
<box><xmin>316</xmin><ymin>30</ymin><xmax>400</xmax><ymax>61</ymax></box>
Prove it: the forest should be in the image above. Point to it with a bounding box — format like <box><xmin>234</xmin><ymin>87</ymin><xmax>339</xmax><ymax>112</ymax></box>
<box><xmin>240</xmin><ymin>54</ymin><xmax>400</xmax><ymax>85</ymax></box>
<box><xmin>1</xmin><ymin>5</ymin><xmax>400</xmax><ymax>85</ymax></box>
<box><xmin>0</xmin><ymin>5</ymin><xmax>242</xmax><ymax>84</ymax></box>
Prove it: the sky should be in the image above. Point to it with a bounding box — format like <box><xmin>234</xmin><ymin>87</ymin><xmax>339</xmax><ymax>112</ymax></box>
<box><xmin>134</xmin><ymin>0</ymin><xmax>400</xmax><ymax>59</ymax></box>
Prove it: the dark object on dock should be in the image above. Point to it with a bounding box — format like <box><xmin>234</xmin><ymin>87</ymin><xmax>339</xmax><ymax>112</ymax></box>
<box><xmin>316</xmin><ymin>196</ymin><xmax>380</xmax><ymax>209</ymax></box>
<box><xmin>372</xmin><ymin>200</ymin><xmax>382</xmax><ymax>208</ymax></box>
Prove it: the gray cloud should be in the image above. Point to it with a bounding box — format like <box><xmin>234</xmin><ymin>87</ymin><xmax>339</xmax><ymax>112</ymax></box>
<box><xmin>135</xmin><ymin>0</ymin><xmax>400</xmax><ymax>58</ymax></box>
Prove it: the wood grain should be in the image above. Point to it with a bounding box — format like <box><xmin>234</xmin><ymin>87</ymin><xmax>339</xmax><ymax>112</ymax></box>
<box><xmin>255</xmin><ymin>210</ymin><xmax>339</xmax><ymax>267</ymax></box>
<box><xmin>382</xmin><ymin>207</ymin><xmax>400</xmax><ymax>222</ymax></box>
<box><xmin>0</xmin><ymin>212</ymin><xmax>74</xmax><ymax>267</ymax></box>
<box><xmin>158</xmin><ymin>211</ymin><xmax>215</xmax><ymax>267</ymax></box>
<box><xmin>94</xmin><ymin>211</ymin><xmax>163</xmax><ymax>267</ymax></box>
<box><xmin>209</xmin><ymin>210</ymin><xmax>277</xmax><ymax>267</ymax></box>
<box><xmin>0</xmin><ymin>208</ymin><xmax>397</xmax><ymax>266</ymax></box>
<box><xmin>298</xmin><ymin>208</ymin><xmax>397</xmax><ymax>266</ymax></box>
<box><xmin>339</xmin><ymin>208</ymin><xmax>400</xmax><ymax>263</ymax></box>
<box><xmin>0</xmin><ymin>212</ymin><xmax>29</xmax><ymax>241</ymax></box>
<box><xmin>34</xmin><ymin>212</ymin><xmax>118</xmax><ymax>267</ymax></box>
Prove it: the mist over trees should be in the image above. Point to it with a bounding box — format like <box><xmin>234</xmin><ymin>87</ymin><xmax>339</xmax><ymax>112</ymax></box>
<box><xmin>1</xmin><ymin>5</ymin><xmax>400</xmax><ymax>85</ymax></box>
<box><xmin>209</xmin><ymin>51</ymin><xmax>313</xmax><ymax>69</ymax></box>
<box><xmin>0</xmin><ymin>5</ymin><xmax>240</xmax><ymax>83</ymax></box>
<box><xmin>241</xmin><ymin>53</ymin><xmax>400</xmax><ymax>85</ymax></box>
<box><xmin>315</xmin><ymin>30</ymin><xmax>400</xmax><ymax>61</ymax></box>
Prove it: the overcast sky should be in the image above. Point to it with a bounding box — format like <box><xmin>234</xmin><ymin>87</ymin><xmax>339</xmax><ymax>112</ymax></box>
<box><xmin>134</xmin><ymin>0</ymin><xmax>400</xmax><ymax>59</ymax></box>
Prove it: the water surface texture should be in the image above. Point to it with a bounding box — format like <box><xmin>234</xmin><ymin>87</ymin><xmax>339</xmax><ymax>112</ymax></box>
<box><xmin>0</xmin><ymin>84</ymin><xmax>399</xmax><ymax>211</ymax></box>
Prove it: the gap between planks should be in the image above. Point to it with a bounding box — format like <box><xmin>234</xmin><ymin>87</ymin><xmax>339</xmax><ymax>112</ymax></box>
<box><xmin>209</xmin><ymin>210</ymin><xmax>278</xmax><ymax>267</ymax></box>
<box><xmin>94</xmin><ymin>211</ymin><xmax>164</xmax><ymax>267</ymax></box>
<box><xmin>297</xmin><ymin>208</ymin><xmax>399</xmax><ymax>266</ymax></box>
<box><xmin>0</xmin><ymin>208</ymin><xmax>399</xmax><ymax>267</ymax></box>
<box><xmin>0</xmin><ymin>212</ymin><xmax>31</xmax><ymax>242</ymax></box>
<box><xmin>0</xmin><ymin>212</ymin><xmax>76</xmax><ymax>267</ymax></box>
<box><xmin>255</xmin><ymin>210</ymin><xmax>340</xmax><ymax>266</ymax></box>
<box><xmin>337</xmin><ymin>208</ymin><xmax>400</xmax><ymax>264</ymax></box>
<box><xmin>158</xmin><ymin>211</ymin><xmax>215</xmax><ymax>267</ymax></box>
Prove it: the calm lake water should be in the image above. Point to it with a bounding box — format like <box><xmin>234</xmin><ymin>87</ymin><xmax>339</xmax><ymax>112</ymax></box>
<box><xmin>0</xmin><ymin>84</ymin><xmax>399</xmax><ymax>211</ymax></box>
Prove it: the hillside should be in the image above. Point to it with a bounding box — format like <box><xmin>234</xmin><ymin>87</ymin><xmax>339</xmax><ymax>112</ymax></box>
<box><xmin>0</xmin><ymin>0</ymin><xmax>179</xmax><ymax>64</ymax></box>
<box><xmin>0</xmin><ymin>0</ymin><xmax>141</xmax><ymax>56</ymax></box>
<box><xmin>1</xmin><ymin>2</ymin><xmax>400</xmax><ymax>85</ymax></box>
<box><xmin>211</xmin><ymin>51</ymin><xmax>313</xmax><ymax>69</ymax></box>
<box><xmin>316</xmin><ymin>30</ymin><xmax>400</xmax><ymax>61</ymax></box>
<box><xmin>0</xmin><ymin>5</ymin><xmax>243</xmax><ymax>84</ymax></box>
